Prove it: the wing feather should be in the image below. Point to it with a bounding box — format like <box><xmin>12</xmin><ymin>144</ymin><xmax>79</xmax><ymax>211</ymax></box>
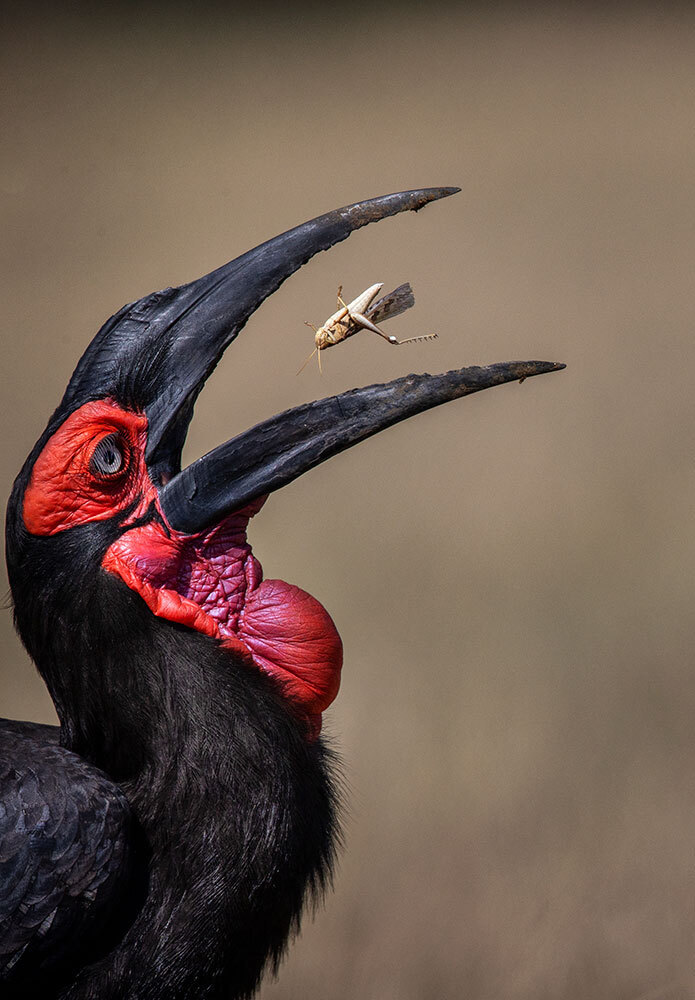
<box><xmin>0</xmin><ymin>720</ymin><xmax>136</xmax><ymax>990</ymax></box>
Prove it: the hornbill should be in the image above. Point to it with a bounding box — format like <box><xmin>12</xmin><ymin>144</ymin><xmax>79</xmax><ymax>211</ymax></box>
<box><xmin>1</xmin><ymin>187</ymin><xmax>563</xmax><ymax>999</ymax></box>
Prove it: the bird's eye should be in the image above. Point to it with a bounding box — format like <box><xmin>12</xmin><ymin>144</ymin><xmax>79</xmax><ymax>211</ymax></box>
<box><xmin>90</xmin><ymin>433</ymin><xmax>127</xmax><ymax>478</ymax></box>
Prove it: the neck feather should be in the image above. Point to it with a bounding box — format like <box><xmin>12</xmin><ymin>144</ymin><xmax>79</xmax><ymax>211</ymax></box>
<box><xmin>21</xmin><ymin>571</ymin><xmax>340</xmax><ymax>999</ymax></box>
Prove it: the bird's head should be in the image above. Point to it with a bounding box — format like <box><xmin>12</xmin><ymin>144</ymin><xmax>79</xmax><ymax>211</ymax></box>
<box><xmin>5</xmin><ymin>187</ymin><xmax>563</xmax><ymax>746</ymax></box>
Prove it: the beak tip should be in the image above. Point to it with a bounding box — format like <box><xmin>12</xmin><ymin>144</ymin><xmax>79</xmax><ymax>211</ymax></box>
<box><xmin>517</xmin><ymin>360</ymin><xmax>566</xmax><ymax>375</ymax></box>
<box><xmin>409</xmin><ymin>186</ymin><xmax>461</xmax><ymax>211</ymax></box>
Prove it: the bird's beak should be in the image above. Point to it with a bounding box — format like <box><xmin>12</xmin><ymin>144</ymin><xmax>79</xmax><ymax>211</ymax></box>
<box><xmin>57</xmin><ymin>187</ymin><xmax>564</xmax><ymax>534</ymax></box>
<box><xmin>158</xmin><ymin>360</ymin><xmax>563</xmax><ymax>534</ymax></box>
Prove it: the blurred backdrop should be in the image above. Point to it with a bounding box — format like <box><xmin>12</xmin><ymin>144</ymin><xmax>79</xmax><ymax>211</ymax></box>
<box><xmin>2</xmin><ymin>6</ymin><xmax>695</xmax><ymax>998</ymax></box>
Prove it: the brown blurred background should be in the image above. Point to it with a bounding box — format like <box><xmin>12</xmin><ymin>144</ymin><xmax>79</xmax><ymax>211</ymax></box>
<box><xmin>2</xmin><ymin>5</ymin><xmax>695</xmax><ymax>998</ymax></box>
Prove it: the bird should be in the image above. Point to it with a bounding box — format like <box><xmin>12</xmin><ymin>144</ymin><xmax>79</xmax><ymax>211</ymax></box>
<box><xmin>1</xmin><ymin>187</ymin><xmax>564</xmax><ymax>999</ymax></box>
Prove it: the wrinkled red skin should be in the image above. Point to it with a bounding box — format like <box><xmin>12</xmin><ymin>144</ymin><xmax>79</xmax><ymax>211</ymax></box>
<box><xmin>22</xmin><ymin>400</ymin><xmax>343</xmax><ymax>738</ymax></box>
<box><xmin>23</xmin><ymin>401</ymin><xmax>151</xmax><ymax>534</ymax></box>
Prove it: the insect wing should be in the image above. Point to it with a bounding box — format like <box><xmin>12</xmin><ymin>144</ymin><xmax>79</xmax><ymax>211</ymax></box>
<box><xmin>365</xmin><ymin>283</ymin><xmax>415</xmax><ymax>325</ymax></box>
<box><xmin>344</xmin><ymin>283</ymin><xmax>383</xmax><ymax>316</ymax></box>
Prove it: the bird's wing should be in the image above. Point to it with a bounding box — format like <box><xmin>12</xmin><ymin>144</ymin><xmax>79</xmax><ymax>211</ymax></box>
<box><xmin>0</xmin><ymin>719</ymin><xmax>137</xmax><ymax>990</ymax></box>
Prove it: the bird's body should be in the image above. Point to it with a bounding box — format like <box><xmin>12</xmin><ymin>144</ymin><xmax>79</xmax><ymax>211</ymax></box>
<box><xmin>1</xmin><ymin>609</ymin><xmax>337</xmax><ymax>999</ymax></box>
<box><xmin>4</xmin><ymin>472</ymin><xmax>337</xmax><ymax>1000</ymax></box>
<box><xmin>1</xmin><ymin>187</ymin><xmax>563</xmax><ymax>997</ymax></box>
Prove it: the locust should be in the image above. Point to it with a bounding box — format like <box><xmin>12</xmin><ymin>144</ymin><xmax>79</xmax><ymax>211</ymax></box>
<box><xmin>298</xmin><ymin>282</ymin><xmax>437</xmax><ymax>373</ymax></box>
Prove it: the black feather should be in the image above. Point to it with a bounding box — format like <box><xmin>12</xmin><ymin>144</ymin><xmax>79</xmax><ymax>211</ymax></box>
<box><xmin>4</xmin><ymin>514</ymin><xmax>339</xmax><ymax>998</ymax></box>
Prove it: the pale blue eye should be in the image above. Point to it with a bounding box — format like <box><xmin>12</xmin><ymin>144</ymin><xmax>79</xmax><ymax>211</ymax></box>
<box><xmin>90</xmin><ymin>434</ymin><xmax>126</xmax><ymax>477</ymax></box>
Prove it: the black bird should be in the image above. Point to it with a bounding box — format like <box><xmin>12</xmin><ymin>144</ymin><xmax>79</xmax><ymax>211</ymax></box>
<box><xmin>1</xmin><ymin>187</ymin><xmax>563</xmax><ymax>999</ymax></box>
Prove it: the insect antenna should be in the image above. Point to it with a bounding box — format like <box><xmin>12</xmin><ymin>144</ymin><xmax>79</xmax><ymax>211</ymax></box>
<box><xmin>296</xmin><ymin>345</ymin><xmax>318</xmax><ymax>375</ymax></box>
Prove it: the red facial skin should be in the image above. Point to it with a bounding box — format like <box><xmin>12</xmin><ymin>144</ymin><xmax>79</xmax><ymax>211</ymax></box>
<box><xmin>23</xmin><ymin>401</ymin><xmax>151</xmax><ymax>535</ymax></box>
<box><xmin>22</xmin><ymin>400</ymin><xmax>343</xmax><ymax>738</ymax></box>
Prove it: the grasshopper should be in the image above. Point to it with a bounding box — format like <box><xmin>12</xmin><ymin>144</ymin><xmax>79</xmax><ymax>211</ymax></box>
<box><xmin>298</xmin><ymin>282</ymin><xmax>437</xmax><ymax>373</ymax></box>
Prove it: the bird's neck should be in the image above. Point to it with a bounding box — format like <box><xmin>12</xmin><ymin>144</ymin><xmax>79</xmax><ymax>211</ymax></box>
<box><xmin>48</xmin><ymin>611</ymin><xmax>338</xmax><ymax>999</ymax></box>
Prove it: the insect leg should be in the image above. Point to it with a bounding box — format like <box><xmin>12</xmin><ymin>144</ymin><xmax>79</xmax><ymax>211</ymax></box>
<box><xmin>349</xmin><ymin>311</ymin><xmax>398</xmax><ymax>342</ymax></box>
<box><xmin>352</xmin><ymin>310</ymin><xmax>438</xmax><ymax>346</ymax></box>
<box><xmin>386</xmin><ymin>333</ymin><xmax>439</xmax><ymax>345</ymax></box>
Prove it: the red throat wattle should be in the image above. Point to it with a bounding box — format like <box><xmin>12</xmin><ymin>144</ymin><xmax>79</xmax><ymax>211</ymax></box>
<box><xmin>22</xmin><ymin>400</ymin><xmax>343</xmax><ymax>738</ymax></box>
<box><xmin>103</xmin><ymin>501</ymin><xmax>343</xmax><ymax>736</ymax></box>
